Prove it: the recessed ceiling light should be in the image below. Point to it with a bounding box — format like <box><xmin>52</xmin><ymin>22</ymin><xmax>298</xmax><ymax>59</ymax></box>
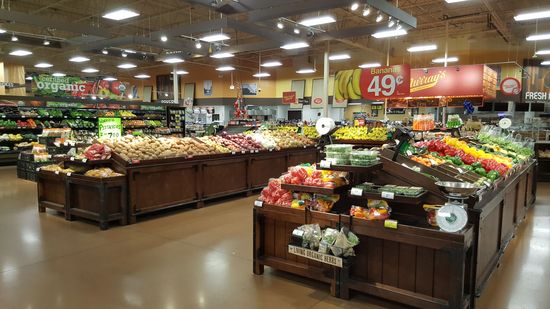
<box><xmin>216</xmin><ymin>66</ymin><xmax>235</xmax><ymax>71</ymax></box>
<box><xmin>535</xmin><ymin>50</ymin><xmax>550</xmax><ymax>55</ymax></box>
<box><xmin>0</xmin><ymin>29</ymin><xmax>6</xmax><ymax>33</ymax></box>
<box><xmin>43</xmin><ymin>40</ymin><xmax>50</xmax><ymax>46</ymax></box>
<box><xmin>69</xmin><ymin>56</ymin><xmax>90</xmax><ymax>62</ymax></box>
<box><xmin>329</xmin><ymin>54</ymin><xmax>351</xmax><ymax>61</ymax></box>
<box><xmin>9</xmin><ymin>50</ymin><xmax>32</xmax><ymax>56</ymax></box>
<box><xmin>527</xmin><ymin>33</ymin><xmax>550</xmax><ymax>41</ymax></box>
<box><xmin>363</xmin><ymin>7</ymin><xmax>371</xmax><ymax>16</ymax></box>
<box><xmin>25</xmin><ymin>76</ymin><xmax>33</xmax><ymax>80</ymax></box>
<box><xmin>261</xmin><ymin>61</ymin><xmax>283</xmax><ymax>67</ymax></box>
<box><xmin>160</xmin><ymin>35</ymin><xmax>168</xmax><ymax>42</ymax></box>
<box><xmin>195</xmin><ymin>41</ymin><xmax>202</xmax><ymax>49</ymax></box>
<box><xmin>253</xmin><ymin>72</ymin><xmax>270</xmax><ymax>78</ymax></box>
<box><xmin>515</xmin><ymin>10</ymin><xmax>550</xmax><ymax>21</ymax></box>
<box><xmin>298</xmin><ymin>15</ymin><xmax>336</xmax><ymax>27</ymax></box>
<box><xmin>432</xmin><ymin>56</ymin><xmax>459</xmax><ymax>63</ymax></box>
<box><xmin>134</xmin><ymin>74</ymin><xmax>150</xmax><ymax>79</ymax></box>
<box><xmin>171</xmin><ymin>70</ymin><xmax>189</xmax><ymax>75</ymax></box>
<box><xmin>296</xmin><ymin>68</ymin><xmax>316</xmax><ymax>74</ymax></box>
<box><xmin>200</xmin><ymin>33</ymin><xmax>230</xmax><ymax>42</ymax></box>
<box><xmin>82</xmin><ymin>68</ymin><xmax>99</xmax><ymax>73</ymax></box>
<box><xmin>121</xmin><ymin>52</ymin><xmax>128</xmax><ymax>57</ymax></box>
<box><xmin>11</xmin><ymin>35</ymin><xmax>18</xmax><ymax>42</ymax></box>
<box><xmin>371</xmin><ymin>29</ymin><xmax>407</xmax><ymax>38</ymax></box>
<box><xmin>358</xmin><ymin>62</ymin><xmax>381</xmax><ymax>68</ymax></box>
<box><xmin>52</xmin><ymin>72</ymin><xmax>66</xmax><ymax>77</ymax></box>
<box><xmin>34</xmin><ymin>62</ymin><xmax>53</xmax><ymax>68</ymax></box>
<box><xmin>210</xmin><ymin>52</ymin><xmax>234</xmax><ymax>59</ymax></box>
<box><xmin>541</xmin><ymin>60</ymin><xmax>550</xmax><ymax>65</ymax></box>
<box><xmin>162</xmin><ymin>57</ymin><xmax>185</xmax><ymax>63</ymax></box>
<box><xmin>124</xmin><ymin>49</ymin><xmax>136</xmax><ymax>53</ymax></box>
<box><xmin>407</xmin><ymin>44</ymin><xmax>438</xmax><ymax>52</ymax></box>
<box><xmin>351</xmin><ymin>2</ymin><xmax>359</xmax><ymax>11</ymax></box>
<box><xmin>102</xmin><ymin>49</ymin><xmax>109</xmax><ymax>55</ymax></box>
<box><xmin>102</xmin><ymin>9</ymin><xmax>140</xmax><ymax>21</ymax></box>
<box><xmin>103</xmin><ymin>77</ymin><xmax>117</xmax><ymax>81</ymax></box>
<box><xmin>117</xmin><ymin>63</ymin><xmax>137</xmax><ymax>69</ymax></box>
<box><xmin>294</xmin><ymin>28</ymin><xmax>301</xmax><ymax>34</ymax></box>
<box><xmin>281</xmin><ymin>42</ymin><xmax>310</xmax><ymax>50</ymax></box>
<box><xmin>277</xmin><ymin>21</ymin><xmax>284</xmax><ymax>29</ymax></box>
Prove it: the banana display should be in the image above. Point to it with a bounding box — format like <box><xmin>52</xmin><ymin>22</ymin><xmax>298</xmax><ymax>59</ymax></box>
<box><xmin>332</xmin><ymin>126</ymin><xmax>388</xmax><ymax>141</ymax></box>
<box><xmin>334</xmin><ymin>69</ymin><xmax>363</xmax><ymax>100</ymax></box>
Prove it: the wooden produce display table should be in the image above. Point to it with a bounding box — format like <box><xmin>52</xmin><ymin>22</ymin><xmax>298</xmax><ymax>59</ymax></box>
<box><xmin>37</xmin><ymin>170</ymin><xmax>68</xmax><ymax>216</ymax></box>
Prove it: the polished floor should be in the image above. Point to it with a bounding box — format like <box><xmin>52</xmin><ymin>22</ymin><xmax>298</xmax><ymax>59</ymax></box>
<box><xmin>0</xmin><ymin>166</ymin><xmax>548</xmax><ymax>309</ymax></box>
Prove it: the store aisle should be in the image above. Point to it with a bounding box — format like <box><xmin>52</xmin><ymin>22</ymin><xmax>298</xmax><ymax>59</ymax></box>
<box><xmin>0</xmin><ymin>166</ymin><xmax>548</xmax><ymax>309</ymax></box>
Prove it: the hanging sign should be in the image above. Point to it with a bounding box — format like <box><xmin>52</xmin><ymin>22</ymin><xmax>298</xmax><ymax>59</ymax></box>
<box><xmin>98</xmin><ymin>117</ymin><xmax>122</xmax><ymax>138</ymax></box>
<box><xmin>360</xmin><ymin>64</ymin><xmax>411</xmax><ymax>99</ymax></box>
<box><xmin>32</xmin><ymin>74</ymin><xmax>131</xmax><ymax>100</ymax></box>
<box><xmin>500</xmin><ymin>77</ymin><xmax>521</xmax><ymax>96</ymax></box>
<box><xmin>282</xmin><ymin>91</ymin><xmax>297</xmax><ymax>104</ymax></box>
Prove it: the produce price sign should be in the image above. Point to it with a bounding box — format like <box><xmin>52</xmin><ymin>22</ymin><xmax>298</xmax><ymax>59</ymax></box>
<box><xmin>98</xmin><ymin>117</ymin><xmax>122</xmax><ymax>139</ymax></box>
<box><xmin>360</xmin><ymin>64</ymin><xmax>410</xmax><ymax>99</ymax></box>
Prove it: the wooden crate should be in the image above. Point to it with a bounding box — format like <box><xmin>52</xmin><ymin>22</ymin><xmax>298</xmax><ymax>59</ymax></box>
<box><xmin>66</xmin><ymin>174</ymin><xmax>128</xmax><ymax>230</ymax></box>
<box><xmin>37</xmin><ymin>170</ymin><xmax>68</xmax><ymax>216</ymax></box>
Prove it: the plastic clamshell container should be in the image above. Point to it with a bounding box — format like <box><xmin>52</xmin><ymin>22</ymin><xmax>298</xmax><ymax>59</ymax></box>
<box><xmin>325</xmin><ymin>144</ymin><xmax>353</xmax><ymax>153</ymax></box>
<box><xmin>325</xmin><ymin>151</ymin><xmax>351</xmax><ymax>160</ymax></box>
<box><xmin>326</xmin><ymin>157</ymin><xmax>350</xmax><ymax>165</ymax></box>
<box><xmin>350</xmin><ymin>150</ymin><xmax>379</xmax><ymax>160</ymax></box>
<box><xmin>350</xmin><ymin>158</ymin><xmax>380</xmax><ymax>166</ymax></box>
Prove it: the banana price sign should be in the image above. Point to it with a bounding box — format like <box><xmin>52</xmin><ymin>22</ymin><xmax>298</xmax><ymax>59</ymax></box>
<box><xmin>360</xmin><ymin>64</ymin><xmax>410</xmax><ymax>99</ymax></box>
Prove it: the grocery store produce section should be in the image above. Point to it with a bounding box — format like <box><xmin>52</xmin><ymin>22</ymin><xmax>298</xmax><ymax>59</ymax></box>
<box><xmin>252</xmin><ymin>127</ymin><xmax>537</xmax><ymax>308</ymax></box>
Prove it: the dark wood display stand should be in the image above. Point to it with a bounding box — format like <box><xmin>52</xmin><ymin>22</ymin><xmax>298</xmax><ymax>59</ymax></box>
<box><xmin>66</xmin><ymin>174</ymin><xmax>128</xmax><ymax>230</ymax></box>
<box><xmin>253</xmin><ymin>150</ymin><xmax>537</xmax><ymax>308</ymax></box>
<box><xmin>37</xmin><ymin>170</ymin><xmax>68</xmax><ymax>215</ymax></box>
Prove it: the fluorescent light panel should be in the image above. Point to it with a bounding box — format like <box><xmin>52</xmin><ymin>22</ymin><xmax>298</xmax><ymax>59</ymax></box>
<box><xmin>281</xmin><ymin>42</ymin><xmax>309</xmax><ymax>50</ymax></box>
<box><xmin>372</xmin><ymin>29</ymin><xmax>407</xmax><ymax>38</ymax></box>
<box><xmin>358</xmin><ymin>62</ymin><xmax>381</xmax><ymax>68</ymax></box>
<box><xmin>536</xmin><ymin>50</ymin><xmax>550</xmax><ymax>55</ymax></box>
<box><xmin>52</xmin><ymin>72</ymin><xmax>66</xmax><ymax>77</ymax></box>
<box><xmin>527</xmin><ymin>33</ymin><xmax>550</xmax><ymax>41</ymax></box>
<box><xmin>34</xmin><ymin>63</ymin><xmax>53</xmax><ymax>68</ymax></box>
<box><xmin>407</xmin><ymin>44</ymin><xmax>437</xmax><ymax>52</ymax></box>
<box><xmin>163</xmin><ymin>57</ymin><xmax>185</xmax><ymax>63</ymax></box>
<box><xmin>200</xmin><ymin>33</ymin><xmax>230</xmax><ymax>42</ymax></box>
<box><xmin>253</xmin><ymin>72</ymin><xmax>270</xmax><ymax>78</ymax></box>
<box><xmin>134</xmin><ymin>74</ymin><xmax>150</xmax><ymax>78</ymax></box>
<box><xmin>542</xmin><ymin>61</ymin><xmax>550</xmax><ymax>65</ymax></box>
<box><xmin>171</xmin><ymin>70</ymin><xmax>189</xmax><ymax>75</ymax></box>
<box><xmin>329</xmin><ymin>54</ymin><xmax>351</xmax><ymax>60</ymax></box>
<box><xmin>103</xmin><ymin>77</ymin><xmax>117</xmax><ymax>81</ymax></box>
<box><xmin>102</xmin><ymin>9</ymin><xmax>140</xmax><ymax>21</ymax></box>
<box><xmin>9</xmin><ymin>50</ymin><xmax>32</xmax><ymax>56</ymax></box>
<box><xmin>515</xmin><ymin>10</ymin><xmax>550</xmax><ymax>21</ymax></box>
<box><xmin>117</xmin><ymin>63</ymin><xmax>137</xmax><ymax>69</ymax></box>
<box><xmin>296</xmin><ymin>68</ymin><xmax>316</xmax><ymax>74</ymax></box>
<box><xmin>25</xmin><ymin>76</ymin><xmax>33</xmax><ymax>80</ymax></box>
<box><xmin>299</xmin><ymin>15</ymin><xmax>336</xmax><ymax>27</ymax></box>
<box><xmin>432</xmin><ymin>57</ymin><xmax>458</xmax><ymax>63</ymax></box>
<box><xmin>210</xmin><ymin>52</ymin><xmax>234</xmax><ymax>59</ymax></box>
<box><xmin>82</xmin><ymin>68</ymin><xmax>99</xmax><ymax>73</ymax></box>
<box><xmin>216</xmin><ymin>66</ymin><xmax>235</xmax><ymax>71</ymax></box>
<box><xmin>69</xmin><ymin>56</ymin><xmax>90</xmax><ymax>62</ymax></box>
<box><xmin>261</xmin><ymin>61</ymin><xmax>282</xmax><ymax>67</ymax></box>
<box><xmin>0</xmin><ymin>29</ymin><xmax>5</xmax><ymax>33</ymax></box>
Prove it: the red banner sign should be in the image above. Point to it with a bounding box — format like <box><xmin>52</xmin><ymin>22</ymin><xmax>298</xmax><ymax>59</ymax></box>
<box><xmin>359</xmin><ymin>64</ymin><xmax>410</xmax><ymax>99</ymax></box>
<box><xmin>409</xmin><ymin>64</ymin><xmax>497</xmax><ymax>99</ymax></box>
<box><xmin>282</xmin><ymin>91</ymin><xmax>297</xmax><ymax>104</ymax></box>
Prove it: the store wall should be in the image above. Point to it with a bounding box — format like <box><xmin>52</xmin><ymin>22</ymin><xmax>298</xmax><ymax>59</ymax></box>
<box><xmin>0</xmin><ymin>63</ymin><xmax>25</xmax><ymax>96</ymax></box>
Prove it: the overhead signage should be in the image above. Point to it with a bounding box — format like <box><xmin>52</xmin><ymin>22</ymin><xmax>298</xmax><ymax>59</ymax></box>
<box><xmin>32</xmin><ymin>74</ymin><xmax>132</xmax><ymax>100</ymax></box>
<box><xmin>97</xmin><ymin>117</ymin><xmax>122</xmax><ymax>139</ymax></box>
<box><xmin>500</xmin><ymin>77</ymin><xmax>521</xmax><ymax>96</ymax></box>
<box><xmin>282</xmin><ymin>91</ymin><xmax>297</xmax><ymax>104</ymax></box>
<box><xmin>523</xmin><ymin>65</ymin><xmax>550</xmax><ymax>102</ymax></box>
<box><xmin>360</xmin><ymin>64</ymin><xmax>411</xmax><ymax>99</ymax></box>
<box><xmin>409</xmin><ymin>64</ymin><xmax>497</xmax><ymax>99</ymax></box>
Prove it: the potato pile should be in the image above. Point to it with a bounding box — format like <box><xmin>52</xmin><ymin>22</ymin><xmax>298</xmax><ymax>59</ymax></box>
<box><xmin>197</xmin><ymin>136</ymin><xmax>231</xmax><ymax>153</ymax></box>
<box><xmin>266</xmin><ymin>131</ymin><xmax>316</xmax><ymax>149</ymax></box>
<box><xmin>101</xmin><ymin>135</ymin><xmax>218</xmax><ymax>161</ymax></box>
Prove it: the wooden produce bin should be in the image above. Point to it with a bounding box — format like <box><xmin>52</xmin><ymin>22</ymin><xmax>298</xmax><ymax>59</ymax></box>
<box><xmin>287</xmin><ymin>147</ymin><xmax>319</xmax><ymax>167</ymax></box>
<box><xmin>248</xmin><ymin>151</ymin><xmax>288</xmax><ymax>189</ymax></box>
<box><xmin>201</xmin><ymin>156</ymin><xmax>249</xmax><ymax>200</ymax></box>
<box><xmin>66</xmin><ymin>174</ymin><xmax>128</xmax><ymax>230</ymax></box>
<box><xmin>37</xmin><ymin>170</ymin><xmax>68</xmax><ymax>216</ymax></box>
<box><xmin>342</xmin><ymin>218</ymin><xmax>475</xmax><ymax>309</ymax></box>
<box><xmin>253</xmin><ymin>204</ymin><xmax>343</xmax><ymax>297</ymax></box>
<box><xmin>126</xmin><ymin>161</ymin><xmax>201</xmax><ymax>223</ymax></box>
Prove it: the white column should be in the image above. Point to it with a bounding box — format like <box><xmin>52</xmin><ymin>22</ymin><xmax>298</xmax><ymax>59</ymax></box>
<box><xmin>323</xmin><ymin>51</ymin><xmax>329</xmax><ymax>118</ymax></box>
<box><xmin>173</xmin><ymin>65</ymin><xmax>179</xmax><ymax>104</ymax></box>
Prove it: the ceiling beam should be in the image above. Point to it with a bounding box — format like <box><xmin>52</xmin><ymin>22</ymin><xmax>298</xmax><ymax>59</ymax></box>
<box><xmin>365</xmin><ymin>0</ymin><xmax>417</xmax><ymax>29</ymax></box>
<box><xmin>246</xmin><ymin>0</ymin><xmax>352</xmax><ymax>22</ymax></box>
<box><xmin>150</xmin><ymin>18</ymin><xmax>229</xmax><ymax>37</ymax></box>
<box><xmin>479</xmin><ymin>0</ymin><xmax>512</xmax><ymax>42</ymax></box>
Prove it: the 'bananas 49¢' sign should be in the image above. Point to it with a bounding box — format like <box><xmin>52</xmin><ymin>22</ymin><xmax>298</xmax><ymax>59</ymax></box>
<box><xmin>334</xmin><ymin>64</ymin><xmax>410</xmax><ymax>101</ymax></box>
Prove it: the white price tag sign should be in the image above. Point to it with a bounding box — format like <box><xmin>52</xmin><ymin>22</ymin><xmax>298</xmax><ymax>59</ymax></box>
<box><xmin>67</xmin><ymin>172</ymin><xmax>72</xmax><ymax>177</ymax></box>
<box><xmin>82</xmin><ymin>159</ymin><xmax>87</xmax><ymax>163</ymax></box>
<box><xmin>70</xmin><ymin>157</ymin><xmax>75</xmax><ymax>161</ymax></box>
<box><xmin>54</xmin><ymin>171</ymin><xmax>59</xmax><ymax>175</ymax></box>
<box><xmin>231</xmin><ymin>151</ymin><xmax>236</xmax><ymax>155</ymax></box>
<box><xmin>254</xmin><ymin>200</ymin><xmax>263</xmax><ymax>207</ymax></box>
<box><xmin>319</xmin><ymin>160</ymin><xmax>331</xmax><ymax>169</ymax></box>
<box><xmin>381</xmin><ymin>191</ymin><xmax>395</xmax><ymax>199</ymax></box>
<box><xmin>350</xmin><ymin>188</ymin><xmax>363</xmax><ymax>196</ymax></box>
<box><xmin>241</xmin><ymin>150</ymin><xmax>246</xmax><ymax>154</ymax></box>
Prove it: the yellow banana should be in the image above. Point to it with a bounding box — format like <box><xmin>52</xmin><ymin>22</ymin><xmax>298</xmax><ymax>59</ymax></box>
<box><xmin>347</xmin><ymin>77</ymin><xmax>361</xmax><ymax>99</ymax></box>
<box><xmin>334</xmin><ymin>71</ymin><xmax>344</xmax><ymax>100</ymax></box>
<box><xmin>351</xmin><ymin>69</ymin><xmax>362</xmax><ymax>97</ymax></box>
<box><xmin>339</xmin><ymin>69</ymin><xmax>352</xmax><ymax>99</ymax></box>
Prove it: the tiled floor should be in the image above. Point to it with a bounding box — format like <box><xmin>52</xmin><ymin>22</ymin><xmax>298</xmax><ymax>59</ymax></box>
<box><xmin>0</xmin><ymin>166</ymin><xmax>548</xmax><ymax>308</ymax></box>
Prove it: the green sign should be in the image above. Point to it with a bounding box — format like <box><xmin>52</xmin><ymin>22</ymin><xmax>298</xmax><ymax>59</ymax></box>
<box><xmin>98</xmin><ymin>117</ymin><xmax>122</xmax><ymax>139</ymax></box>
